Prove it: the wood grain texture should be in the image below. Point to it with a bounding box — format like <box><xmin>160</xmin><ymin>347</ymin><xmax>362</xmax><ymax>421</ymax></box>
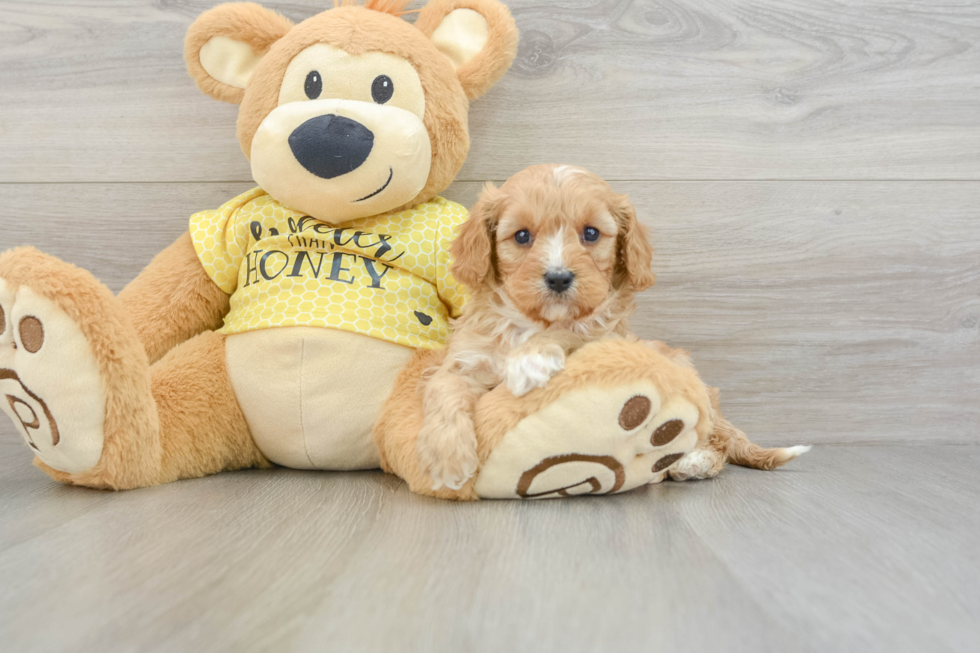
<box><xmin>2</xmin><ymin>180</ymin><xmax>976</xmax><ymax>445</ymax></box>
<box><xmin>1</xmin><ymin>441</ymin><xmax>978</xmax><ymax>653</ymax></box>
<box><xmin>0</xmin><ymin>1</ymin><xmax>979</xmax><ymax>182</ymax></box>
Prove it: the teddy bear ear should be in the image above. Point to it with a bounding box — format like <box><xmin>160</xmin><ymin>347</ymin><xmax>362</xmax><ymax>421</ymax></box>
<box><xmin>415</xmin><ymin>0</ymin><xmax>519</xmax><ymax>101</ymax></box>
<box><xmin>184</xmin><ymin>2</ymin><xmax>293</xmax><ymax>104</ymax></box>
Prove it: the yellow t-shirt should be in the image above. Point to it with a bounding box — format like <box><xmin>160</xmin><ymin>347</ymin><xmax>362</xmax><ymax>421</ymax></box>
<box><xmin>189</xmin><ymin>188</ymin><xmax>468</xmax><ymax>350</ymax></box>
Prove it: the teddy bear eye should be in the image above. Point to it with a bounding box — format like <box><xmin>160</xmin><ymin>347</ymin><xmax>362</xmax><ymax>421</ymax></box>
<box><xmin>371</xmin><ymin>75</ymin><xmax>394</xmax><ymax>104</ymax></box>
<box><xmin>514</xmin><ymin>229</ymin><xmax>531</xmax><ymax>245</ymax></box>
<box><xmin>583</xmin><ymin>226</ymin><xmax>600</xmax><ymax>242</ymax></box>
<box><xmin>305</xmin><ymin>71</ymin><xmax>322</xmax><ymax>100</ymax></box>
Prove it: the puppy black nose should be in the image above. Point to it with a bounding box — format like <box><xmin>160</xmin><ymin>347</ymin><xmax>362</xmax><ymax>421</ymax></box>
<box><xmin>288</xmin><ymin>114</ymin><xmax>374</xmax><ymax>179</ymax></box>
<box><xmin>544</xmin><ymin>270</ymin><xmax>575</xmax><ymax>294</ymax></box>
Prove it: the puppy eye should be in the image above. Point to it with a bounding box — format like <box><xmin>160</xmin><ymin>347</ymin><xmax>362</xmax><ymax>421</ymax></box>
<box><xmin>371</xmin><ymin>75</ymin><xmax>394</xmax><ymax>104</ymax></box>
<box><xmin>305</xmin><ymin>71</ymin><xmax>322</xmax><ymax>100</ymax></box>
<box><xmin>514</xmin><ymin>229</ymin><xmax>531</xmax><ymax>245</ymax></box>
<box><xmin>583</xmin><ymin>226</ymin><xmax>600</xmax><ymax>243</ymax></box>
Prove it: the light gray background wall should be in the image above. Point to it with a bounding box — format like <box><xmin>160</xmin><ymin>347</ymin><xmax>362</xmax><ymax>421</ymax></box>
<box><xmin>2</xmin><ymin>0</ymin><xmax>977</xmax><ymax>446</ymax></box>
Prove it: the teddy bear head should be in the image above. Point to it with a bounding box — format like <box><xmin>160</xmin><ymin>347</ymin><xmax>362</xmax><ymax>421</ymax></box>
<box><xmin>185</xmin><ymin>0</ymin><xmax>518</xmax><ymax>224</ymax></box>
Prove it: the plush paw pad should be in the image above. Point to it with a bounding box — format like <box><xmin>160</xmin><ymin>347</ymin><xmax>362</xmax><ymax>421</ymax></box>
<box><xmin>652</xmin><ymin>419</ymin><xmax>684</xmax><ymax>446</ymax></box>
<box><xmin>516</xmin><ymin>453</ymin><xmax>625</xmax><ymax>498</ymax></box>
<box><xmin>653</xmin><ymin>452</ymin><xmax>685</xmax><ymax>473</ymax></box>
<box><xmin>0</xmin><ymin>278</ymin><xmax>105</xmax><ymax>473</ymax></box>
<box><xmin>475</xmin><ymin>382</ymin><xmax>702</xmax><ymax>499</ymax></box>
<box><xmin>618</xmin><ymin>395</ymin><xmax>651</xmax><ymax>430</ymax></box>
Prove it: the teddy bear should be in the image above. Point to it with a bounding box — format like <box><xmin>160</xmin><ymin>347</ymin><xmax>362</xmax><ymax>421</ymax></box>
<box><xmin>0</xmin><ymin>0</ymin><xmax>739</xmax><ymax>499</ymax></box>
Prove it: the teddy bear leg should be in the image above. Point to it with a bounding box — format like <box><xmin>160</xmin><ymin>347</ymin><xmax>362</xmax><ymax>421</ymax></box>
<box><xmin>140</xmin><ymin>330</ymin><xmax>269</xmax><ymax>486</ymax></box>
<box><xmin>0</xmin><ymin>248</ymin><xmax>265</xmax><ymax>489</ymax></box>
<box><xmin>471</xmin><ymin>339</ymin><xmax>715</xmax><ymax>500</ymax></box>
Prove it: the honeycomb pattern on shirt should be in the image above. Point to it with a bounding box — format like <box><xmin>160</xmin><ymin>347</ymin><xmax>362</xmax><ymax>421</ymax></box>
<box><xmin>190</xmin><ymin>188</ymin><xmax>469</xmax><ymax>350</ymax></box>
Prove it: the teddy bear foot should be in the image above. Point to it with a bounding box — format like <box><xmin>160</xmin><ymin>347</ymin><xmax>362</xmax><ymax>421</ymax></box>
<box><xmin>472</xmin><ymin>340</ymin><xmax>712</xmax><ymax>500</ymax></box>
<box><xmin>0</xmin><ymin>247</ymin><xmax>159</xmax><ymax>487</ymax></box>
<box><xmin>475</xmin><ymin>386</ymin><xmax>699</xmax><ymax>499</ymax></box>
<box><xmin>0</xmin><ymin>264</ymin><xmax>108</xmax><ymax>474</ymax></box>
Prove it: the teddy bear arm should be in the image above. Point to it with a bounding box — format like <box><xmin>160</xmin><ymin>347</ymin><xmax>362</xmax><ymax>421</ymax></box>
<box><xmin>117</xmin><ymin>231</ymin><xmax>230</xmax><ymax>364</ymax></box>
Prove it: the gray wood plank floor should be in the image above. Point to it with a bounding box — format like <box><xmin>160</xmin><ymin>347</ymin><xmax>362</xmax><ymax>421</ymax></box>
<box><xmin>1</xmin><ymin>442</ymin><xmax>978</xmax><ymax>653</ymax></box>
<box><xmin>1</xmin><ymin>1</ymin><xmax>978</xmax><ymax>651</ymax></box>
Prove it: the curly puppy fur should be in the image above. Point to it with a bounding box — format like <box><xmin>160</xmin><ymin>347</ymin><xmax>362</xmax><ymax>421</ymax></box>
<box><xmin>416</xmin><ymin>164</ymin><xmax>809</xmax><ymax>490</ymax></box>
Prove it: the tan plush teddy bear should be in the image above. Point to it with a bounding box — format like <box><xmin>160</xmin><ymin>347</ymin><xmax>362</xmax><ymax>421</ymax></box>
<box><xmin>0</xmin><ymin>0</ymin><xmax>796</xmax><ymax>498</ymax></box>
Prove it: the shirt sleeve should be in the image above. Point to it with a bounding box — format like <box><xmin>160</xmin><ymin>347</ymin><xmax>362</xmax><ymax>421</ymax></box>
<box><xmin>188</xmin><ymin>200</ymin><xmax>251</xmax><ymax>295</ymax></box>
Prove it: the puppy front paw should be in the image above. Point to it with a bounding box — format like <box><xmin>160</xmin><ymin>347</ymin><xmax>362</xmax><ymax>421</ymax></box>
<box><xmin>417</xmin><ymin>418</ymin><xmax>480</xmax><ymax>491</ymax></box>
<box><xmin>506</xmin><ymin>344</ymin><xmax>566</xmax><ymax>397</ymax></box>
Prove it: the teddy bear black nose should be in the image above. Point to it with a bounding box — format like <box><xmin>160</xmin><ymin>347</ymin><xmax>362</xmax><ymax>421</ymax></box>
<box><xmin>288</xmin><ymin>114</ymin><xmax>374</xmax><ymax>179</ymax></box>
<box><xmin>544</xmin><ymin>270</ymin><xmax>575</xmax><ymax>294</ymax></box>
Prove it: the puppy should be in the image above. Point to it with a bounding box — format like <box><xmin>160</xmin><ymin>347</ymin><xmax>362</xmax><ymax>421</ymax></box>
<box><xmin>417</xmin><ymin>164</ymin><xmax>809</xmax><ymax>490</ymax></box>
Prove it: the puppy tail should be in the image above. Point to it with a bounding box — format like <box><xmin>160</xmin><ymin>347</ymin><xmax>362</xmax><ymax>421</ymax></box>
<box><xmin>709</xmin><ymin>389</ymin><xmax>810</xmax><ymax>471</ymax></box>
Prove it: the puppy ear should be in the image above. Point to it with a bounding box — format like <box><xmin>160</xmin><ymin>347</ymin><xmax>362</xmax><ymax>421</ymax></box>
<box><xmin>611</xmin><ymin>194</ymin><xmax>656</xmax><ymax>291</ymax></box>
<box><xmin>415</xmin><ymin>0</ymin><xmax>519</xmax><ymax>101</ymax></box>
<box><xmin>185</xmin><ymin>3</ymin><xmax>293</xmax><ymax>104</ymax></box>
<box><xmin>452</xmin><ymin>182</ymin><xmax>505</xmax><ymax>290</ymax></box>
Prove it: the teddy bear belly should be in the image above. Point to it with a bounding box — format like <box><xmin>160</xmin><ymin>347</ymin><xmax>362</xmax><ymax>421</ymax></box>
<box><xmin>224</xmin><ymin>326</ymin><xmax>415</xmax><ymax>470</ymax></box>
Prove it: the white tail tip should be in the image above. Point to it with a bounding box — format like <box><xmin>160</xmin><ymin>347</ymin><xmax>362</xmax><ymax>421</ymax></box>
<box><xmin>784</xmin><ymin>445</ymin><xmax>812</xmax><ymax>459</ymax></box>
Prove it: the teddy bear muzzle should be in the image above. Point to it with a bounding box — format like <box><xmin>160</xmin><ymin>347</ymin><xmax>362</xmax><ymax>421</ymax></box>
<box><xmin>250</xmin><ymin>98</ymin><xmax>432</xmax><ymax>225</ymax></box>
